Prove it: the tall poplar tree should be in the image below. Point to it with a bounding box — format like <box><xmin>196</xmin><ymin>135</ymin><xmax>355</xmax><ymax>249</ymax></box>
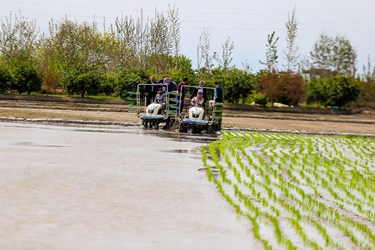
<box><xmin>284</xmin><ymin>6</ymin><xmax>299</xmax><ymax>72</ymax></box>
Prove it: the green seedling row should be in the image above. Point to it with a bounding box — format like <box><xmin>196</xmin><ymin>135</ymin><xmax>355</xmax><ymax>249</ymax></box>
<box><xmin>201</xmin><ymin>131</ymin><xmax>375</xmax><ymax>250</ymax></box>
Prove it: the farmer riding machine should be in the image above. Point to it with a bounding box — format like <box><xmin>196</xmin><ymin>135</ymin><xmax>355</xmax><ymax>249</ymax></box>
<box><xmin>177</xmin><ymin>85</ymin><xmax>223</xmax><ymax>134</ymax></box>
<box><xmin>136</xmin><ymin>83</ymin><xmax>179</xmax><ymax>129</ymax></box>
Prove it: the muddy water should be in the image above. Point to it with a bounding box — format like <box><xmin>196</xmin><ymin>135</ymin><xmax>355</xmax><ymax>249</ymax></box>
<box><xmin>0</xmin><ymin>122</ymin><xmax>255</xmax><ymax>250</ymax></box>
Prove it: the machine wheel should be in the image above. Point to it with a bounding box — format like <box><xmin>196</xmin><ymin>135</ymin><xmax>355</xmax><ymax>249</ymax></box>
<box><xmin>217</xmin><ymin>119</ymin><xmax>222</xmax><ymax>130</ymax></box>
<box><xmin>192</xmin><ymin>127</ymin><xmax>201</xmax><ymax>134</ymax></box>
<box><xmin>207</xmin><ymin>125</ymin><xmax>214</xmax><ymax>134</ymax></box>
<box><xmin>179</xmin><ymin>125</ymin><xmax>187</xmax><ymax>133</ymax></box>
<box><xmin>164</xmin><ymin>118</ymin><xmax>170</xmax><ymax>129</ymax></box>
<box><xmin>164</xmin><ymin>117</ymin><xmax>175</xmax><ymax>129</ymax></box>
<box><xmin>143</xmin><ymin>120</ymin><xmax>148</xmax><ymax>128</ymax></box>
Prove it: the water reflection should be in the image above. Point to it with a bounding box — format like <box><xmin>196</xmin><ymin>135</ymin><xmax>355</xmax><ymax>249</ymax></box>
<box><xmin>0</xmin><ymin>122</ymin><xmax>253</xmax><ymax>250</ymax></box>
<box><xmin>135</xmin><ymin>126</ymin><xmax>220</xmax><ymax>143</ymax></box>
<box><xmin>72</xmin><ymin>125</ymin><xmax>221</xmax><ymax>144</ymax></box>
<box><xmin>4</xmin><ymin>121</ymin><xmax>221</xmax><ymax>144</ymax></box>
<box><xmin>12</xmin><ymin>141</ymin><xmax>70</xmax><ymax>148</ymax></box>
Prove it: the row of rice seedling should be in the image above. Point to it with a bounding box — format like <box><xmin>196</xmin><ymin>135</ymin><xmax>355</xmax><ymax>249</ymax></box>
<box><xmin>201</xmin><ymin>131</ymin><xmax>375</xmax><ymax>249</ymax></box>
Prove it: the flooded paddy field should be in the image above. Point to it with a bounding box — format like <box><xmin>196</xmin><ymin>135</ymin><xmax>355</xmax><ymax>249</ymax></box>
<box><xmin>203</xmin><ymin>131</ymin><xmax>375</xmax><ymax>249</ymax></box>
<box><xmin>0</xmin><ymin>122</ymin><xmax>255</xmax><ymax>250</ymax></box>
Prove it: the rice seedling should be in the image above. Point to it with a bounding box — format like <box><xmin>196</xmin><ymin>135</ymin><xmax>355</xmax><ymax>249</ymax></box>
<box><xmin>200</xmin><ymin>131</ymin><xmax>375</xmax><ymax>249</ymax></box>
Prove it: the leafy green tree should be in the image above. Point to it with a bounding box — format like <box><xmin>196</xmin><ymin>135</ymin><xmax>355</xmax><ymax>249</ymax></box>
<box><xmin>309</xmin><ymin>34</ymin><xmax>357</xmax><ymax>76</ymax></box>
<box><xmin>0</xmin><ymin>12</ymin><xmax>40</xmax><ymax>95</ymax></box>
<box><xmin>100</xmin><ymin>74</ymin><xmax>116</xmax><ymax>96</ymax></box>
<box><xmin>307</xmin><ymin>76</ymin><xmax>360</xmax><ymax>107</ymax></box>
<box><xmin>64</xmin><ymin>71</ymin><xmax>101</xmax><ymax>98</ymax></box>
<box><xmin>167</xmin><ymin>55</ymin><xmax>195</xmax><ymax>83</ymax></box>
<box><xmin>0</xmin><ymin>64</ymin><xmax>12</xmax><ymax>93</ymax></box>
<box><xmin>46</xmin><ymin>19</ymin><xmax>106</xmax><ymax>81</ymax></box>
<box><xmin>11</xmin><ymin>62</ymin><xmax>41</xmax><ymax>95</ymax></box>
<box><xmin>114</xmin><ymin>69</ymin><xmax>146</xmax><ymax>99</ymax></box>
<box><xmin>214</xmin><ymin>68</ymin><xmax>256</xmax><ymax>104</ymax></box>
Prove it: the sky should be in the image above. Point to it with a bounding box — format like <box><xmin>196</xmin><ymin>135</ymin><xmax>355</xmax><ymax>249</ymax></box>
<box><xmin>1</xmin><ymin>0</ymin><xmax>375</xmax><ymax>73</ymax></box>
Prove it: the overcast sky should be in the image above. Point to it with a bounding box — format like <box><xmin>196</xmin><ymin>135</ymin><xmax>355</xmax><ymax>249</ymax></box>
<box><xmin>1</xmin><ymin>0</ymin><xmax>374</xmax><ymax>73</ymax></box>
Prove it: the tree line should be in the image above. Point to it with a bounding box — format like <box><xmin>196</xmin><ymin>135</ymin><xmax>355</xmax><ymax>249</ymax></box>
<box><xmin>0</xmin><ymin>8</ymin><xmax>374</xmax><ymax>108</ymax></box>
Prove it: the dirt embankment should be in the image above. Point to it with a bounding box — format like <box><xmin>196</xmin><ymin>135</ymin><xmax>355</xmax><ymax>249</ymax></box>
<box><xmin>1</xmin><ymin>94</ymin><xmax>375</xmax><ymax>135</ymax></box>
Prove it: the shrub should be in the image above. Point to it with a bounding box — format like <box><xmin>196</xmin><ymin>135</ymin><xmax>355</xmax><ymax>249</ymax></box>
<box><xmin>259</xmin><ymin>71</ymin><xmax>305</xmax><ymax>106</ymax></box>
<box><xmin>64</xmin><ymin>71</ymin><xmax>101</xmax><ymax>97</ymax></box>
<box><xmin>251</xmin><ymin>91</ymin><xmax>268</xmax><ymax>107</ymax></box>
<box><xmin>11</xmin><ymin>64</ymin><xmax>42</xmax><ymax>95</ymax></box>
<box><xmin>114</xmin><ymin>69</ymin><xmax>146</xmax><ymax>99</ymax></box>
<box><xmin>0</xmin><ymin>66</ymin><xmax>13</xmax><ymax>93</ymax></box>
<box><xmin>306</xmin><ymin>76</ymin><xmax>361</xmax><ymax>107</ymax></box>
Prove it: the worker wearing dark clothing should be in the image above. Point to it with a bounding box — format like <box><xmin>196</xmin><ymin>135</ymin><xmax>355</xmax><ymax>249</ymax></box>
<box><xmin>145</xmin><ymin>75</ymin><xmax>158</xmax><ymax>106</ymax></box>
<box><xmin>213</xmin><ymin>81</ymin><xmax>223</xmax><ymax>103</ymax></box>
<box><xmin>177</xmin><ymin>78</ymin><xmax>189</xmax><ymax>113</ymax></box>
<box><xmin>160</xmin><ymin>77</ymin><xmax>177</xmax><ymax>93</ymax></box>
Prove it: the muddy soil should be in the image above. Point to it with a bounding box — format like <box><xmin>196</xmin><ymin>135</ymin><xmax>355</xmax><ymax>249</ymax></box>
<box><xmin>1</xmin><ymin>99</ymin><xmax>375</xmax><ymax>135</ymax></box>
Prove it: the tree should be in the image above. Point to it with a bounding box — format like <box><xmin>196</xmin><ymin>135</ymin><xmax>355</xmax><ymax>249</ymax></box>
<box><xmin>168</xmin><ymin>4</ymin><xmax>181</xmax><ymax>68</ymax></box>
<box><xmin>197</xmin><ymin>28</ymin><xmax>213</xmax><ymax>77</ymax></box>
<box><xmin>362</xmin><ymin>55</ymin><xmax>375</xmax><ymax>82</ymax></box>
<box><xmin>213</xmin><ymin>68</ymin><xmax>256</xmax><ymax>104</ymax></box>
<box><xmin>0</xmin><ymin>12</ymin><xmax>40</xmax><ymax>95</ymax></box>
<box><xmin>167</xmin><ymin>55</ymin><xmax>195</xmax><ymax>83</ymax></box>
<box><xmin>0</xmin><ymin>11</ymin><xmax>39</xmax><ymax>64</ymax></box>
<box><xmin>11</xmin><ymin>62</ymin><xmax>41</xmax><ymax>95</ymax></box>
<box><xmin>148</xmin><ymin>11</ymin><xmax>171</xmax><ymax>73</ymax></box>
<box><xmin>310</xmin><ymin>34</ymin><xmax>357</xmax><ymax>76</ymax></box>
<box><xmin>358</xmin><ymin>55</ymin><xmax>375</xmax><ymax>105</ymax></box>
<box><xmin>306</xmin><ymin>76</ymin><xmax>360</xmax><ymax>107</ymax></box>
<box><xmin>278</xmin><ymin>72</ymin><xmax>305</xmax><ymax>106</ymax></box>
<box><xmin>114</xmin><ymin>69</ymin><xmax>146</xmax><ymax>99</ymax></box>
<box><xmin>220</xmin><ymin>37</ymin><xmax>235</xmax><ymax>73</ymax></box>
<box><xmin>0</xmin><ymin>64</ymin><xmax>12</xmax><ymax>93</ymax></box>
<box><xmin>260</xmin><ymin>31</ymin><xmax>279</xmax><ymax>71</ymax></box>
<box><xmin>259</xmin><ymin>71</ymin><xmax>305</xmax><ymax>106</ymax></box>
<box><xmin>111</xmin><ymin>14</ymin><xmax>138</xmax><ymax>69</ymax></box>
<box><xmin>64</xmin><ymin>71</ymin><xmax>101</xmax><ymax>98</ymax></box>
<box><xmin>48</xmin><ymin>20</ymin><xmax>90</xmax><ymax>75</ymax></box>
<box><xmin>284</xmin><ymin>6</ymin><xmax>299</xmax><ymax>71</ymax></box>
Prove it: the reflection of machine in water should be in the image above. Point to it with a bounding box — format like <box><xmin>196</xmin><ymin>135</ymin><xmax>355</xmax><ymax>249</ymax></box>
<box><xmin>136</xmin><ymin>83</ymin><xmax>178</xmax><ymax>129</ymax></box>
<box><xmin>178</xmin><ymin>85</ymin><xmax>222</xmax><ymax>134</ymax></box>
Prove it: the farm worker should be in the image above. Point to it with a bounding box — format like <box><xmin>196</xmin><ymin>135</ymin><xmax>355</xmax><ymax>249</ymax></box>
<box><xmin>154</xmin><ymin>87</ymin><xmax>166</xmax><ymax>104</ymax></box>
<box><xmin>145</xmin><ymin>75</ymin><xmax>158</xmax><ymax>106</ymax></box>
<box><xmin>161</xmin><ymin>76</ymin><xmax>177</xmax><ymax>93</ymax></box>
<box><xmin>191</xmin><ymin>80</ymin><xmax>208</xmax><ymax>106</ymax></box>
<box><xmin>177</xmin><ymin>77</ymin><xmax>189</xmax><ymax>113</ymax></box>
<box><xmin>209</xmin><ymin>81</ymin><xmax>223</xmax><ymax>107</ymax></box>
<box><xmin>191</xmin><ymin>89</ymin><xmax>205</xmax><ymax>107</ymax></box>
